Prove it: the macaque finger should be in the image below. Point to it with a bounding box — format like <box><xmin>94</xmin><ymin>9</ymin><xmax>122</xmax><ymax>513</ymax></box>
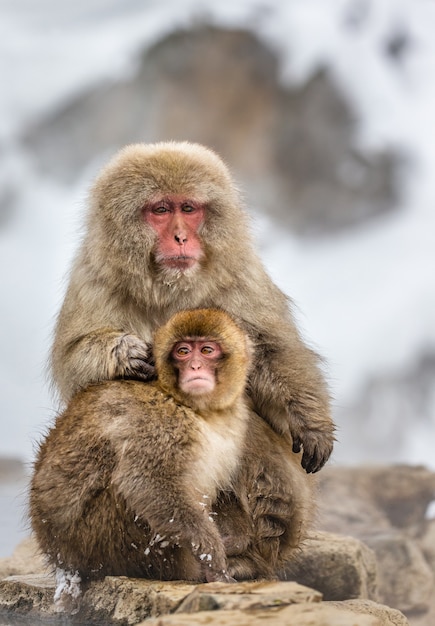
<box><xmin>292</xmin><ymin>437</ymin><xmax>302</xmax><ymax>454</ymax></box>
<box><xmin>301</xmin><ymin>439</ymin><xmax>334</xmax><ymax>474</ymax></box>
<box><xmin>124</xmin><ymin>358</ymin><xmax>156</xmax><ymax>381</ymax></box>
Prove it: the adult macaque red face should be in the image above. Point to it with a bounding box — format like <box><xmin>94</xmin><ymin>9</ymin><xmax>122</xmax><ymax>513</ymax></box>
<box><xmin>171</xmin><ymin>339</ymin><xmax>222</xmax><ymax>395</ymax></box>
<box><xmin>143</xmin><ymin>195</ymin><xmax>205</xmax><ymax>270</ymax></box>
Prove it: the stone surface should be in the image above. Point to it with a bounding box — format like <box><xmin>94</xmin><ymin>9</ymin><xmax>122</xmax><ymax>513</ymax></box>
<box><xmin>330</xmin><ymin>600</ymin><xmax>411</xmax><ymax>626</ymax></box>
<box><xmin>141</xmin><ymin>603</ymin><xmax>388</xmax><ymax>625</ymax></box>
<box><xmin>317</xmin><ymin>465</ymin><xmax>435</xmax><ymax>624</ymax></box>
<box><xmin>175</xmin><ymin>580</ymin><xmax>322</xmax><ymax>613</ymax></box>
<box><xmin>420</xmin><ymin>518</ymin><xmax>435</xmax><ymax>576</ymax></box>
<box><xmin>318</xmin><ymin>465</ymin><xmax>435</xmax><ymax>534</ymax></box>
<box><xmin>83</xmin><ymin>577</ymin><xmax>196</xmax><ymax>625</ymax></box>
<box><xmin>0</xmin><ymin>573</ymin><xmax>196</xmax><ymax>625</ymax></box>
<box><xmin>0</xmin><ymin>574</ymin><xmax>56</xmax><ymax>618</ymax></box>
<box><xmin>0</xmin><ymin>570</ymin><xmax>408</xmax><ymax>626</ymax></box>
<box><xmin>285</xmin><ymin>531</ymin><xmax>378</xmax><ymax>601</ymax></box>
<box><xmin>364</xmin><ymin>532</ymin><xmax>434</xmax><ymax>614</ymax></box>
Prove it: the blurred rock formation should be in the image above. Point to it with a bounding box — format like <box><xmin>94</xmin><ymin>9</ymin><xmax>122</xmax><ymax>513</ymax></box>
<box><xmin>21</xmin><ymin>24</ymin><xmax>398</xmax><ymax>235</ymax></box>
<box><xmin>338</xmin><ymin>353</ymin><xmax>435</xmax><ymax>465</ymax></box>
<box><xmin>315</xmin><ymin>464</ymin><xmax>435</xmax><ymax>625</ymax></box>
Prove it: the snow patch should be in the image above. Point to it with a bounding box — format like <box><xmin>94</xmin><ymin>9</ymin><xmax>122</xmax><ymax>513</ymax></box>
<box><xmin>54</xmin><ymin>568</ymin><xmax>82</xmax><ymax>614</ymax></box>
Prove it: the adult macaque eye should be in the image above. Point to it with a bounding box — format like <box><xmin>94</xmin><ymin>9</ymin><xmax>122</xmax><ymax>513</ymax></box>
<box><xmin>181</xmin><ymin>205</ymin><xmax>195</xmax><ymax>213</ymax></box>
<box><xmin>152</xmin><ymin>206</ymin><xmax>169</xmax><ymax>215</ymax></box>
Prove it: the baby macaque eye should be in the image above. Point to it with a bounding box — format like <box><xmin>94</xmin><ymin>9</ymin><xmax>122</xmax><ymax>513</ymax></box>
<box><xmin>176</xmin><ymin>346</ymin><xmax>190</xmax><ymax>356</ymax></box>
<box><xmin>171</xmin><ymin>342</ymin><xmax>193</xmax><ymax>360</ymax></box>
<box><xmin>201</xmin><ymin>346</ymin><xmax>215</xmax><ymax>355</ymax></box>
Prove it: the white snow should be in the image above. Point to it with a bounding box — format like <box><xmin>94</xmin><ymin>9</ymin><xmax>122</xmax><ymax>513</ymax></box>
<box><xmin>0</xmin><ymin>0</ymin><xmax>434</xmax><ymax>467</ymax></box>
<box><xmin>54</xmin><ymin>568</ymin><xmax>82</xmax><ymax>614</ymax></box>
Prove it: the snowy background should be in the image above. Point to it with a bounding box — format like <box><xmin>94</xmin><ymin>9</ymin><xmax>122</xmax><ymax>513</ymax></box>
<box><xmin>0</xmin><ymin>0</ymin><xmax>434</xmax><ymax>476</ymax></box>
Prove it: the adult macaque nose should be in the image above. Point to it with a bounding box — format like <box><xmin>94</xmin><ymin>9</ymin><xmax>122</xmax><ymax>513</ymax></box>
<box><xmin>172</xmin><ymin>214</ymin><xmax>188</xmax><ymax>244</ymax></box>
<box><xmin>175</xmin><ymin>232</ymin><xmax>187</xmax><ymax>244</ymax></box>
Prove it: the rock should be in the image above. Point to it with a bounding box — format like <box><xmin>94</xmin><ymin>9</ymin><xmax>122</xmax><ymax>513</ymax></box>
<box><xmin>0</xmin><ymin>574</ymin><xmax>56</xmax><ymax>618</ymax></box>
<box><xmin>367</xmin><ymin>464</ymin><xmax>435</xmax><ymax>529</ymax></box>
<box><xmin>82</xmin><ymin>577</ymin><xmax>196</xmax><ymax>625</ymax></box>
<box><xmin>330</xmin><ymin>599</ymin><xmax>410</xmax><ymax>626</ymax></box>
<box><xmin>0</xmin><ymin>574</ymin><xmax>408</xmax><ymax>626</ymax></box>
<box><xmin>284</xmin><ymin>531</ymin><xmax>378</xmax><ymax>601</ymax></box>
<box><xmin>317</xmin><ymin>465</ymin><xmax>435</xmax><ymax>623</ymax></box>
<box><xmin>174</xmin><ymin>582</ymin><xmax>408</xmax><ymax>625</ymax></box>
<box><xmin>142</xmin><ymin>603</ymin><xmax>395</xmax><ymax>625</ymax></box>
<box><xmin>175</xmin><ymin>580</ymin><xmax>322</xmax><ymax>613</ymax></box>
<box><xmin>0</xmin><ymin>536</ymin><xmax>45</xmax><ymax>579</ymax></box>
<box><xmin>406</xmin><ymin>539</ymin><xmax>435</xmax><ymax>626</ymax></box>
<box><xmin>318</xmin><ymin>465</ymin><xmax>435</xmax><ymax>533</ymax></box>
<box><xmin>21</xmin><ymin>25</ymin><xmax>397</xmax><ymax>235</ymax></box>
<box><xmin>0</xmin><ymin>574</ymin><xmax>196</xmax><ymax>625</ymax></box>
<box><xmin>420</xmin><ymin>519</ymin><xmax>435</xmax><ymax>572</ymax></box>
<box><xmin>318</xmin><ymin>469</ymin><xmax>393</xmax><ymax>536</ymax></box>
<box><xmin>364</xmin><ymin>532</ymin><xmax>434</xmax><ymax>615</ymax></box>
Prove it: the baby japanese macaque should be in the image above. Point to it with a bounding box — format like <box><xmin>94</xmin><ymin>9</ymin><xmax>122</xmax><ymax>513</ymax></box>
<box><xmin>30</xmin><ymin>309</ymin><xmax>251</xmax><ymax>606</ymax></box>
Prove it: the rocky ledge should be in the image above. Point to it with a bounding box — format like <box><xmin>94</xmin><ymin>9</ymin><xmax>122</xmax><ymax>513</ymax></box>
<box><xmin>1</xmin><ymin>464</ymin><xmax>434</xmax><ymax>625</ymax></box>
<box><xmin>0</xmin><ymin>526</ymin><xmax>411</xmax><ymax>626</ymax></box>
<box><xmin>0</xmin><ymin>559</ymin><xmax>407</xmax><ymax>626</ymax></box>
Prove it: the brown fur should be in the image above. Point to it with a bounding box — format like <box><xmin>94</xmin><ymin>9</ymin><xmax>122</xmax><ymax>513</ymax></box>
<box><xmin>46</xmin><ymin>141</ymin><xmax>330</xmax><ymax>580</ymax></box>
<box><xmin>51</xmin><ymin>141</ymin><xmax>334</xmax><ymax>474</ymax></box>
<box><xmin>30</xmin><ymin>309</ymin><xmax>251</xmax><ymax>583</ymax></box>
<box><xmin>216</xmin><ymin>413</ymin><xmax>316</xmax><ymax>579</ymax></box>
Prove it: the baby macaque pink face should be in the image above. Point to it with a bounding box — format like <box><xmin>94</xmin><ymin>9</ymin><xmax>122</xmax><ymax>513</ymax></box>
<box><xmin>171</xmin><ymin>339</ymin><xmax>222</xmax><ymax>395</ymax></box>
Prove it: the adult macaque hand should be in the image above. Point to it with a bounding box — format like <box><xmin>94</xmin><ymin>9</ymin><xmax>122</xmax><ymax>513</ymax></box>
<box><xmin>114</xmin><ymin>334</ymin><xmax>156</xmax><ymax>381</ymax></box>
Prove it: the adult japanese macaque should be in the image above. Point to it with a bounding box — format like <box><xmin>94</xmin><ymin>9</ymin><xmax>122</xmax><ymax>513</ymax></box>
<box><xmin>51</xmin><ymin>141</ymin><xmax>334</xmax><ymax>474</ymax></box>
<box><xmin>30</xmin><ymin>309</ymin><xmax>251</xmax><ymax>597</ymax></box>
